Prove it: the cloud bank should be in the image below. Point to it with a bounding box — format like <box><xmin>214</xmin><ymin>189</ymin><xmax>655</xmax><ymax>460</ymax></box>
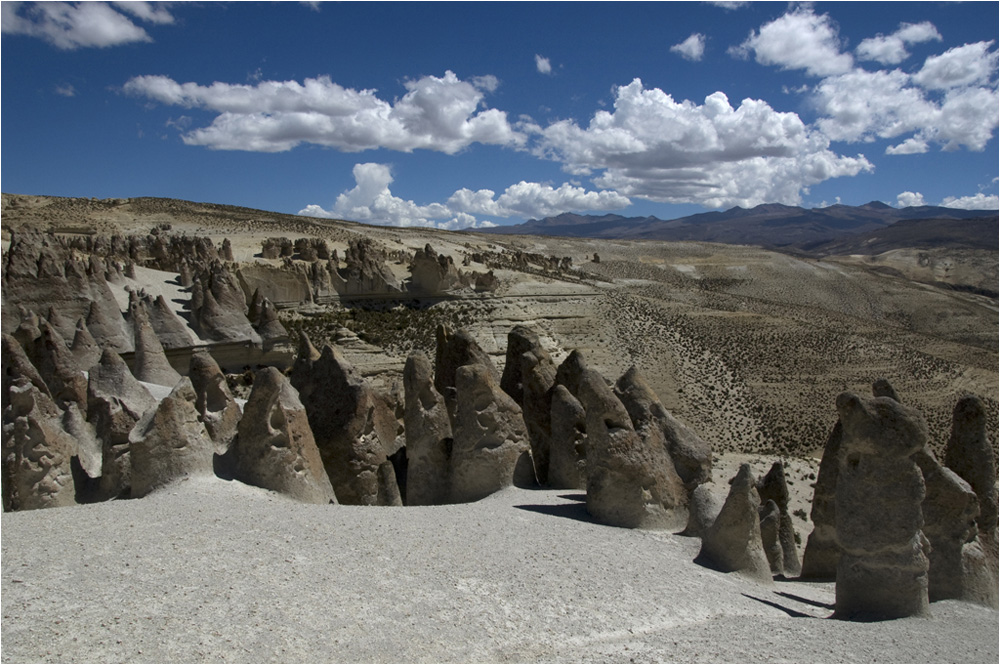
<box><xmin>1</xmin><ymin>1</ymin><xmax>172</xmax><ymax>49</ymax></box>
<box><xmin>298</xmin><ymin>163</ymin><xmax>630</xmax><ymax>229</ymax></box>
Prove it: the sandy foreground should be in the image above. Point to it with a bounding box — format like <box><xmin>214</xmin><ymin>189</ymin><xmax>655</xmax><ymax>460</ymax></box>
<box><xmin>2</xmin><ymin>476</ymin><xmax>997</xmax><ymax>664</ymax></box>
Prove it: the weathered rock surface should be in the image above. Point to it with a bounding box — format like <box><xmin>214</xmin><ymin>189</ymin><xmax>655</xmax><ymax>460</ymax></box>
<box><xmin>945</xmin><ymin>395</ymin><xmax>998</xmax><ymax>536</ymax></box>
<box><xmin>409</xmin><ymin>244</ymin><xmax>464</xmax><ymax>294</ymax></box>
<box><xmin>291</xmin><ymin>344</ymin><xmax>400</xmax><ymax>506</ymax></box>
<box><xmin>755</xmin><ymin>461</ymin><xmax>802</xmax><ymax>577</ymax></box>
<box><xmin>450</xmin><ymin>364</ymin><xmax>535</xmax><ymax>504</ymax></box>
<box><xmin>232</xmin><ymin>367</ymin><xmax>335</xmax><ymax>504</ymax></box>
<box><xmin>683</xmin><ymin>483</ymin><xmax>724</xmax><ymax>539</ymax></box>
<box><xmin>759</xmin><ymin>499</ymin><xmax>784</xmax><ymax>575</ymax></box>
<box><xmin>129</xmin><ymin>378</ymin><xmax>215</xmax><ymax>498</ymax></box>
<box><xmin>578</xmin><ymin>368</ymin><xmax>687</xmax><ymax>530</ymax></box>
<box><xmin>87</xmin><ymin>349</ymin><xmax>158</xmax><ymax>499</ymax></box>
<box><xmin>69</xmin><ymin>318</ymin><xmax>102</xmax><ymax>370</ymax></box>
<box><xmin>35</xmin><ymin>320</ymin><xmax>88</xmax><ymax>410</ymax></box>
<box><xmin>547</xmin><ymin>385</ymin><xmax>587</xmax><ymax>490</ymax></box>
<box><xmin>834</xmin><ymin>392</ymin><xmax>929</xmax><ymax>620</ymax></box>
<box><xmin>434</xmin><ymin>325</ymin><xmax>498</xmax><ymax>414</ymax></box>
<box><xmin>613</xmin><ymin>365</ymin><xmax>712</xmax><ymax>491</ymax></box>
<box><xmin>801</xmin><ymin>420</ymin><xmax>844</xmax><ymax>580</ymax></box>
<box><xmin>2</xmin><ymin>333</ymin><xmax>49</xmax><ymax>400</ymax></box>
<box><xmin>697</xmin><ymin>464</ymin><xmax>772</xmax><ymax>581</ymax></box>
<box><xmin>2</xmin><ymin>379</ymin><xmax>77</xmax><ymax>511</ymax></box>
<box><xmin>403</xmin><ymin>352</ymin><xmax>452</xmax><ymax>506</ymax></box>
<box><xmin>188</xmin><ymin>350</ymin><xmax>242</xmax><ymax>454</ymax></box>
<box><xmin>130</xmin><ymin>303</ymin><xmax>182</xmax><ymax>387</ymax></box>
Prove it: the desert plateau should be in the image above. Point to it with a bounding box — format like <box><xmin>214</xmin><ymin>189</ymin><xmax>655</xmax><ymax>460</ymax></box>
<box><xmin>1</xmin><ymin>193</ymin><xmax>997</xmax><ymax>663</ymax></box>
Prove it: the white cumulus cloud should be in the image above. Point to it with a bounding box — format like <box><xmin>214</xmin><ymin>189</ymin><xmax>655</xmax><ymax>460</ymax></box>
<box><xmin>941</xmin><ymin>193</ymin><xmax>1000</xmax><ymax>210</ymax></box>
<box><xmin>912</xmin><ymin>41</ymin><xmax>999</xmax><ymax>90</ymax></box>
<box><xmin>896</xmin><ymin>191</ymin><xmax>926</xmax><ymax>207</ymax></box>
<box><xmin>856</xmin><ymin>21</ymin><xmax>942</xmax><ymax>65</ymax></box>
<box><xmin>535</xmin><ymin>54</ymin><xmax>552</xmax><ymax>75</ymax></box>
<box><xmin>299</xmin><ymin>163</ymin><xmax>630</xmax><ymax>228</ymax></box>
<box><xmin>528</xmin><ymin>78</ymin><xmax>871</xmax><ymax>208</ymax></box>
<box><xmin>124</xmin><ymin>71</ymin><xmax>525</xmax><ymax>154</ymax></box>
<box><xmin>670</xmin><ymin>33</ymin><xmax>705</xmax><ymax>62</ymax></box>
<box><xmin>734</xmin><ymin>7</ymin><xmax>853</xmax><ymax>77</ymax></box>
<box><xmin>1</xmin><ymin>1</ymin><xmax>172</xmax><ymax>49</ymax></box>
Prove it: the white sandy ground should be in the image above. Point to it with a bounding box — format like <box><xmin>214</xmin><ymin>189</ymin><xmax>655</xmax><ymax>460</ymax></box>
<box><xmin>2</xmin><ymin>477</ymin><xmax>997</xmax><ymax>664</ymax></box>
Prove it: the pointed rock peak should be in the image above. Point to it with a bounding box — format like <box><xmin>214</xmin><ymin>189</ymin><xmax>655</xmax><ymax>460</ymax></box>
<box><xmin>2</xmin><ymin>333</ymin><xmax>50</xmax><ymax>397</ymax></box>
<box><xmin>872</xmin><ymin>378</ymin><xmax>900</xmax><ymax>402</ymax></box>
<box><xmin>297</xmin><ymin>330</ymin><xmax>321</xmax><ymax>362</ymax></box>
<box><xmin>45</xmin><ymin>306</ymin><xmax>74</xmax><ymax>339</ymax></box>
<box><xmin>132</xmin><ymin>311</ymin><xmax>182</xmax><ymax>387</ymax></box>
<box><xmin>731</xmin><ymin>463</ymin><xmax>756</xmax><ymax>495</ymax></box>
<box><xmin>70</xmin><ymin>317</ymin><xmax>101</xmax><ymax>369</ymax></box>
<box><xmin>555</xmin><ymin>349</ymin><xmax>588</xmax><ymax>395</ymax></box>
<box><xmin>756</xmin><ymin>461</ymin><xmax>789</xmax><ymax>510</ymax></box>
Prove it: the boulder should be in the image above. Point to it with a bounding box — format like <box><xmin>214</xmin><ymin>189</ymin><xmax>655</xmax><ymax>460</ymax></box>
<box><xmin>291</xmin><ymin>344</ymin><xmax>400</xmax><ymax>506</ymax></box>
<box><xmin>450</xmin><ymin>363</ymin><xmax>535</xmax><ymax>503</ymax></box>
<box><xmin>232</xmin><ymin>367</ymin><xmax>335</xmax><ymax>504</ymax></box>
<box><xmin>188</xmin><ymin>350</ymin><xmax>242</xmax><ymax>454</ymax></box>
<box><xmin>3</xmin><ymin>379</ymin><xmax>77</xmax><ymax>511</ymax></box>
<box><xmin>87</xmin><ymin>348</ymin><xmax>158</xmax><ymax>499</ymax></box>
<box><xmin>697</xmin><ymin>464</ymin><xmax>772</xmax><ymax>581</ymax></box>
<box><xmin>614</xmin><ymin>365</ymin><xmax>712</xmax><ymax>490</ymax></box>
<box><xmin>945</xmin><ymin>395</ymin><xmax>998</xmax><ymax>536</ymax></box>
<box><xmin>578</xmin><ymin>368</ymin><xmax>687</xmax><ymax>530</ymax></box>
<box><xmin>129</xmin><ymin>378</ymin><xmax>215</xmax><ymax>498</ymax></box>
<box><xmin>403</xmin><ymin>352</ymin><xmax>452</xmax><ymax>506</ymax></box>
<box><xmin>833</xmin><ymin>392</ymin><xmax>929</xmax><ymax>620</ymax></box>
<box><xmin>547</xmin><ymin>385</ymin><xmax>587</xmax><ymax>490</ymax></box>
<box><xmin>682</xmin><ymin>484</ymin><xmax>724</xmax><ymax>538</ymax></box>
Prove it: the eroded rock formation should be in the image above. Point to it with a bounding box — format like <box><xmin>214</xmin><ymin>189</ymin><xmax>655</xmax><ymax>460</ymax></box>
<box><xmin>697</xmin><ymin>464</ymin><xmax>772</xmax><ymax>581</ymax></box>
<box><xmin>403</xmin><ymin>352</ymin><xmax>452</xmax><ymax>506</ymax></box>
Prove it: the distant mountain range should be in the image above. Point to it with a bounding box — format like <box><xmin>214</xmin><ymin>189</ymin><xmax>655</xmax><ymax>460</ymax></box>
<box><xmin>479</xmin><ymin>201</ymin><xmax>998</xmax><ymax>252</ymax></box>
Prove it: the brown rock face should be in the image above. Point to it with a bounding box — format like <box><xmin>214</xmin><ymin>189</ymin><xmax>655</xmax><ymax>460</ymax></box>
<box><xmin>3</xmin><ymin>379</ymin><xmax>77</xmax><ymax>511</ymax></box>
<box><xmin>69</xmin><ymin>318</ymin><xmax>101</xmax><ymax>370</ymax></box>
<box><xmin>613</xmin><ymin>365</ymin><xmax>712</xmax><ymax>491</ymax></box>
<box><xmin>403</xmin><ymin>352</ymin><xmax>452</xmax><ymax>506</ymax></box>
<box><xmin>291</xmin><ymin>344</ymin><xmax>400</xmax><ymax>506</ymax></box>
<box><xmin>697</xmin><ymin>464</ymin><xmax>772</xmax><ymax>581</ymax></box>
<box><xmin>129</xmin><ymin>378</ymin><xmax>215</xmax><ymax>498</ymax></box>
<box><xmin>130</xmin><ymin>302</ymin><xmax>182</xmax><ymax>387</ymax></box>
<box><xmin>2</xmin><ymin>333</ymin><xmax>49</xmax><ymax>400</ymax></box>
<box><xmin>188</xmin><ymin>350</ymin><xmax>242</xmax><ymax>454</ymax></box>
<box><xmin>434</xmin><ymin>325</ymin><xmax>498</xmax><ymax>414</ymax></box>
<box><xmin>547</xmin><ymin>385</ymin><xmax>587</xmax><ymax>490</ymax></box>
<box><xmin>834</xmin><ymin>392</ymin><xmax>929</xmax><ymax>620</ymax></box>
<box><xmin>408</xmin><ymin>244</ymin><xmax>464</xmax><ymax>294</ymax></box>
<box><xmin>232</xmin><ymin>367</ymin><xmax>335</xmax><ymax>504</ymax></box>
<box><xmin>945</xmin><ymin>395</ymin><xmax>998</xmax><ymax>536</ymax></box>
<box><xmin>450</xmin><ymin>364</ymin><xmax>535</xmax><ymax>504</ymax></box>
<box><xmin>578</xmin><ymin>368</ymin><xmax>687</xmax><ymax>530</ymax></box>
<box><xmin>35</xmin><ymin>321</ymin><xmax>88</xmax><ymax>410</ymax></box>
<box><xmin>87</xmin><ymin>349</ymin><xmax>157</xmax><ymax>499</ymax></box>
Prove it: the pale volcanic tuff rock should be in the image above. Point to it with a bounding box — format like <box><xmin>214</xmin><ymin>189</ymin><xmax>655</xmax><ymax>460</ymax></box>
<box><xmin>434</xmin><ymin>324</ymin><xmax>499</xmax><ymax>415</ymax></box>
<box><xmin>833</xmin><ymin>392</ymin><xmax>930</xmax><ymax>620</ymax></box>
<box><xmin>755</xmin><ymin>461</ymin><xmax>802</xmax><ymax>577</ymax></box>
<box><xmin>188</xmin><ymin>350</ymin><xmax>242</xmax><ymax>455</ymax></box>
<box><xmin>450</xmin><ymin>363</ymin><xmax>536</xmax><ymax>503</ymax></box>
<box><xmin>143</xmin><ymin>292</ymin><xmax>194</xmax><ymax>350</ymax></box>
<box><xmin>128</xmin><ymin>378</ymin><xmax>215</xmax><ymax>499</ymax></box>
<box><xmin>800</xmin><ymin>419</ymin><xmax>844</xmax><ymax>580</ymax></box>
<box><xmin>759</xmin><ymin>499</ymin><xmax>784</xmax><ymax>575</ymax></box>
<box><xmin>408</xmin><ymin>244</ymin><xmax>464</xmax><ymax>294</ymax></box>
<box><xmin>341</xmin><ymin>238</ymin><xmax>402</xmax><ymax>296</ymax></box>
<box><xmin>578</xmin><ymin>368</ymin><xmax>687</xmax><ymax>530</ymax></box>
<box><xmin>500</xmin><ymin>326</ymin><xmax>557</xmax><ymax>484</ymax></box>
<box><xmin>2</xmin><ymin>379</ymin><xmax>78</xmax><ymax>511</ymax></box>
<box><xmin>291</xmin><ymin>344</ymin><xmax>401</xmax><ymax>506</ymax></box>
<box><xmin>254</xmin><ymin>298</ymin><xmax>290</xmax><ymax>353</ymax></box>
<box><xmin>130</xmin><ymin>302</ymin><xmax>182</xmax><ymax>387</ymax></box>
<box><xmin>69</xmin><ymin>318</ymin><xmax>101</xmax><ymax>370</ymax></box>
<box><xmin>945</xmin><ymin>395</ymin><xmax>998</xmax><ymax>535</ymax></box>
<box><xmin>87</xmin><ymin>348</ymin><xmax>158</xmax><ymax>499</ymax></box>
<box><xmin>2</xmin><ymin>333</ymin><xmax>50</xmax><ymax>400</ymax></box>
<box><xmin>35</xmin><ymin>320</ymin><xmax>88</xmax><ymax>411</ymax></box>
<box><xmin>682</xmin><ymin>484</ymin><xmax>724</xmax><ymax>539</ymax></box>
<box><xmin>403</xmin><ymin>352</ymin><xmax>452</xmax><ymax>506</ymax></box>
<box><xmin>613</xmin><ymin>365</ymin><xmax>712</xmax><ymax>491</ymax></box>
<box><xmin>547</xmin><ymin>385</ymin><xmax>587</xmax><ymax>490</ymax></box>
<box><xmin>697</xmin><ymin>464</ymin><xmax>772</xmax><ymax>582</ymax></box>
<box><xmin>232</xmin><ymin>367</ymin><xmax>336</xmax><ymax>504</ymax></box>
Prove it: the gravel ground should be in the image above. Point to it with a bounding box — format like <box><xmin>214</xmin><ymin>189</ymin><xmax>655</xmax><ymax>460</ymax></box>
<box><xmin>2</xmin><ymin>477</ymin><xmax>997</xmax><ymax>663</ymax></box>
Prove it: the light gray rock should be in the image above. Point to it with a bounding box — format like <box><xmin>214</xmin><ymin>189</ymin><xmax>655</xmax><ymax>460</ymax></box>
<box><xmin>2</xmin><ymin>333</ymin><xmax>49</xmax><ymax>400</ymax></box>
<box><xmin>291</xmin><ymin>344</ymin><xmax>401</xmax><ymax>506</ymax></box>
<box><xmin>3</xmin><ymin>379</ymin><xmax>77</xmax><ymax>511</ymax></box>
<box><xmin>801</xmin><ymin>420</ymin><xmax>844</xmax><ymax>580</ymax></box>
<box><xmin>759</xmin><ymin>499</ymin><xmax>784</xmax><ymax>575</ymax></box>
<box><xmin>434</xmin><ymin>325</ymin><xmax>498</xmax><ymax>416</ymax></box>
<box><xmin>697</xmin><ymin>464</ymin><xmax>772</xmax><ymax>581</ymax></box>
<box><xmin>614</xmin><ymin>365</ymin><xmax>712</xmax><ymax>491</ymax></box>
<box><xmin>403</xmin><ymin>352</ymin><xmax>452</xmax><ymax>506</ymax></box>
<box><xmin>834</xmin><ymin>392</ymin><xmax>929</xmax><ymax>620</ymax></box>
<box><xmin>129</xmin><ymin>378</ymin><xmax>215</xmax><ymax>498</ymax></box>
<box><xmin>945</xmin><ymin>395</ymin><xmax>998</xmax><ymax>536</ymax></box>
<box><xmin>450</xmin><ymin>364</ymin><xmax>535</xmax><ymax>504</ymax></box>
<box><xmin>683</xmin><ymin>484</ymin><xmax>723</xmax><ymax>539</ymax></box>
<box><xmin>232</xmin><ymin>367</ymin><xmax>335</xmax><ymax>504</ymax></box>
<box><xmin>130</xmin><ymin>302</ymin><xmax>182</xmax><ymax>387</ymax></box>
<box><xmin>188</xmin><ymin>350</ymin><xmax>242</xmax><ymax>454</ymax></box>
<box><xmin>87</xmin><ymin>349</ymin><xmax>158</xmax><ymax>499</ymax></box>
<box><xmin>756</xmin><ymin>461</ymin><xmax>801</xmax><ymax>577</ymax></box>
<box><xmin>69</xmin><ymin>318</ymin><xmax>102</xmax><ymax>371</ymax></box>
<box><xmin>547</xmin><ymin>385</ymin><xmax>587</xmax><ymax>490</ymax></box>
<box><xmin>36</xmin><ymin>320</ymin><xmax>88</xmax><ymax>410</ymax></box>
<box><xmin>578</xmin><ymin>368</ymin><xmax>687</xmax><ymax>530</ymax></box>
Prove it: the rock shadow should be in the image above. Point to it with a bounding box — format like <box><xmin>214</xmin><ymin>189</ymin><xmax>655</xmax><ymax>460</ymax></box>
<box><xmin>514</xmin><ymin>501</ymin><xmax>597</xmax><ymax>525</ymax></box>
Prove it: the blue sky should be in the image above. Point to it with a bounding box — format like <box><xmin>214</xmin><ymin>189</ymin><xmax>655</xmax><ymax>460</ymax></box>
<box><xmin>2</xmin><ymin>1</ymin><xmax>998</xmax><ymax>229</ymax></box>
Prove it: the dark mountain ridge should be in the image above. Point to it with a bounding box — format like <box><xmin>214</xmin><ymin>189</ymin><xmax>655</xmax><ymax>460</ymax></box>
<box><xmin>480</xmin><ymin>201</ymin><xmax>997</xmax><ymax>250</ymax></box>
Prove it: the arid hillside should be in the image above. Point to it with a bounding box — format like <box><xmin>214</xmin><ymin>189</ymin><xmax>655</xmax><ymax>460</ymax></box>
<box><xmin>3</xmin><ymin>192</ymin><xmax>996</xmax><ymax>459</ymax></box>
